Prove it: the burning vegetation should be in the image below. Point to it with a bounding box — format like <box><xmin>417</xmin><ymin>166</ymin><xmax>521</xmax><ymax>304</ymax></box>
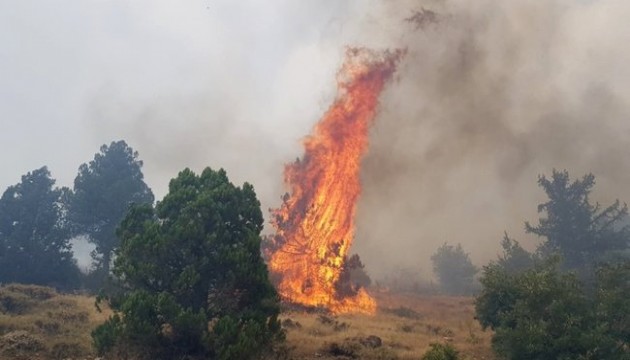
<box><xmin>267</xmin><ymin>48</ymin><xmax>404</xmax><ymax>315</ymax></box>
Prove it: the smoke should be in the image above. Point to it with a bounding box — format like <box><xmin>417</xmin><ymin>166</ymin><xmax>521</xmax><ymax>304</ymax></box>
<box><xmin>53</xmin><ymin>1</ymin><xmax>630</xmax><ymax>278</ymax></box>
<box><xmin>81</xmin><ymin>1</ymin><xmax>354</xmax><ymax>210</ymax></box>
<box><xmin>351</xmin><ymin>0</ymin><xmax>630</xmax><ymax>278</ymax></box>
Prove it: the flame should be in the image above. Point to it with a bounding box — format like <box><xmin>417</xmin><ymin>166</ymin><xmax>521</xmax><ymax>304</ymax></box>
<box><xmin>268</xmin><ymin>48</ymin><xmax>403</xmax><ymax>315</ymax></box>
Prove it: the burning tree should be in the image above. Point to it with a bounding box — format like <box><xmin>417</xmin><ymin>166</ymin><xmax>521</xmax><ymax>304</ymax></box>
<box><xmin>267</xmin><ymin>48</ymin><xmax>403</xmax><ymax>314</ymax></box>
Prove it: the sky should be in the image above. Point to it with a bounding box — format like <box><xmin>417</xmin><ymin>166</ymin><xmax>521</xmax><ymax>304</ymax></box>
<box><xmin>0</xmin><ymin>1</ymin><xmax>350</xmax><ymax>202</ymax></box>
<box><xmin>2</xmin><ymin>0</ymin><xmax>630</xmax><ymax>277</ymax></box>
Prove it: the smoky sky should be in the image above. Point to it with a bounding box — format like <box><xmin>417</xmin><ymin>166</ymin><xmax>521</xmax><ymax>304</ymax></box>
<box><xmin>2</xmin><ymin>1</ymin><xmax>630</xmax><ymax>278</ymax></box>
<box><xmin>354</xmin><ymin>0</ymin><xmax>630</xmax><ymax>277</ymax></box>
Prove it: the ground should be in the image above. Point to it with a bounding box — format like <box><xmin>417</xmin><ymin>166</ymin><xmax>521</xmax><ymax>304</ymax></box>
<box><xmin>0</xmin><ymin>284</ymin><xmax>109</xmax><ymax>360</ymax></box>
<box><xmin>0</xmin><ymin>284</ymin><xmax>493</xmax><ymax>359</ymax></box>
<box><xmin>281</xmin><ymin>292</ymin><xmax>494</xmax><ymax>360</ymax></box>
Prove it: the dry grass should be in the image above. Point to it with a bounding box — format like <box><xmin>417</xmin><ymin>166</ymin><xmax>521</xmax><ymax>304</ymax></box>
<box><xmin>0</xmin><ymin>284</ymin><xmax>493</xmax><ymax>359</ymax></box>
<box><xmin>0</xmin><ymin>284</ymin><xmax>110</xmax><ymax>360</ymax></box>
<box><xmin>281</xmin><ymin>292</ymin><xmax>494</xmax><ymax>360</ymax></box>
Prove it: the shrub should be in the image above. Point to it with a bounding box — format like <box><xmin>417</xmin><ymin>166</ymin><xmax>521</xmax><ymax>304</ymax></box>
<box><xmin>476</xmin><ymin>258</ymin><xmax>629</xmax><ymax>359</ymax></box>
<box><xmin>421</xmin><ymin>343</ymin><xmax>459</xmax><ymax>360</ymax></box>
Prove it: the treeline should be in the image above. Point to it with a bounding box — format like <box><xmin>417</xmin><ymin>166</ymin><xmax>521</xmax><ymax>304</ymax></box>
<box><xmin>0</xmin><ymin>140</ymin><xmax>282</xmax><ymax>359</ymax></box>
<box><xmin>2</xmin><ymin>139</ymin><xmax>628</xmax><ymax>359</ymax></box>
<box><xmin>0</xmin><ymin>140</ymin><xmax>153</xmax><ymax>290</ymax></box>
<box><xmin>430</xmin><ymin>170</ymin><xmax>630</xmax><ymax>359</ymax></box>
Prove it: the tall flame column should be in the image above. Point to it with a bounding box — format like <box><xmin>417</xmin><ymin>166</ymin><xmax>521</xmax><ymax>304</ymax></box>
<box><xmin>268</xmin><ymin>48</ymin><xmax>403</xmax><ymax>315</ymax></box>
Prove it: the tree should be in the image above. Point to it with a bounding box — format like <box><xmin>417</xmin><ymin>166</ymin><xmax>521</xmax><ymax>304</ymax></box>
<box><xmin>474</xmin><ymin>170</ymin><xmax>630</xmax><ymax>359</ymax></box>
<box><xmin>525</xmin><ymin>170</ymin><xmax>629</xmax><ymax>275</ymax></box>
<box><xmin>495</xmin><ymin>233</ymin><xmax>535</xmax><ymax>275</ymax></box>
<box><xmin>69</xmin><ymin>140</ymin><xmax>153</xmax><ymax>282</ymax></box>
<box><xmin>92</xmin><ymin>167</ymin><xmax>283</xmax><ymax>359</ymax></box>
<box><xmin>0</xmin><ymin>167</ymin><xmax>79</xmax><ymax>289</ymax></box>
<box><xmin>475</xmin><ymin>257</ymin><xmax>629</xmax><ymax>359</ymax></box>
<box><xmin>431</xmin><ymin>243</ymin><xmax>478</xmax><ymax>295</ymax></box>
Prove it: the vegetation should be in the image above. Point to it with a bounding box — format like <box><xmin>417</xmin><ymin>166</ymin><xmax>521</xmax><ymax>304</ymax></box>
<box><xmin>525</xmin><ymin>170</ymin><xmax>629</xmax><ymax>279</ymax></box>
<box><xmin>69</xmin><ymin>140</ymin><xmax>154</xmax><ymax>287</ymax></box>
<box><xmin>476</xmin><ymin>257</ymin><xmax>629</xmax><ymax>359</ymax></box>
<box><xmin>0</xmin><ymin>286</ymin><xmax>492</xmax><ymax>360</ymax></box>
<box><xmin>2</xmin><ymin>142</ymin><xmax>629</xmax><ymax>360</ymax></box>
<box><xmin>0</xmin><ymin>284</ymin><xmax>108</xmax><ymax>360</ymax></box>
<box><xmin>421</xmin><ymin>342</ymin><xmax>459</xmax><ymax>360</ymax></box>
<box><xmin>283</xmin><ymin>292</ymin><xmax>490</xmax><ymax>360</ymax></box>
<box><xmin>431</xmin><ymin>243</ymin><xmax>478</xmax><ymax>295</ymax></box>
<box><xmin>495</xmin><ymin>233</ymin><xmax>535</xmax><ymax>275</ymax></box>
<box><xmin>93</xmin><ymin>167</ymin><xmax>282</xmax><ymax>359</ymax></box>
<box><xmin>476</xmin><ymin>170</ymin><xmax>630</xmax><ymax>359</ymax></box>
<box><xmin>0</xmin><ymin>167</ymin><xmax>80</xmax><ymax>289</ymax></box>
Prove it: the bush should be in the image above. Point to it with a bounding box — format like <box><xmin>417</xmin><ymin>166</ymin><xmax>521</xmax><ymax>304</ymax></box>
<box><xmin>475</xmin><ymin>258</ymin><xmax>629</xmax><ymax>359</ymax></box>
<box><xmin>431</xmin><ymin>243</ymin><xmax>478</xmax><ymax>295</ymax></box>
<box><xmin>421</xmin><ymin>343</ymin><xmax>459</xmax><ymax>360</ymax></box>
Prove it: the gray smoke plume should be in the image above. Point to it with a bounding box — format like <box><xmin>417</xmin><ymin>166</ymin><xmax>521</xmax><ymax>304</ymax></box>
<box><xmin>5</xmin><ymin>1</ymin><xmax>628</xmax><ymax>279</ymax></box>
<box><xmin>351</xmin><ymin>0</ymin><xmax>630</xmax><ymax>278</ymax></box>
<box><xmin>84</xmin><ymin>0</ymin><xmax>630</xmax><ymax>279</ymax></box>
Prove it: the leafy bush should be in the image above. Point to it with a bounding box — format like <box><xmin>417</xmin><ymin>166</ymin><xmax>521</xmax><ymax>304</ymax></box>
<box><xmin>476</xmin><ymin>258</ymin><xmax>629</xmax><ymax>359</ymax></box>
<box><xmin>421</xmin><ymin>343</ymin><xmax>459</xmax><ymax>360</ymax></box>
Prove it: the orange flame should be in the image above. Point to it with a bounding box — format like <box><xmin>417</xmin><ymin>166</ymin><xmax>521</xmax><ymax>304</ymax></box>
<box><xmin>268</xmin><ymin>48</ymin><xmax>403</xmax><ymax>314</ymax></box>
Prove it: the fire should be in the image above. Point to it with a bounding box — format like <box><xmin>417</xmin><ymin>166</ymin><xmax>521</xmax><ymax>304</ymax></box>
<box><xmin>268</xmin><ymin>48</ymin><xmax>403</xmax><ymax>314</ymax></box>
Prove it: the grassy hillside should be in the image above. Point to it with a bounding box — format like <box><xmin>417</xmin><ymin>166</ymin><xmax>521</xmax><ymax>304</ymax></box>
<box><xmin>282</xmin><ymin>292</ymin><xmax>493</xmax><ymax>360</ymax></box>
<box><xmin>0</xmin><ymin>284</ymin><xmax>492</xmax><ymax>359</ymax></box>
<box><xmin>0</xmin><ymin>284</ymin><xmax>109</xmax><ymax>360</ymax></box>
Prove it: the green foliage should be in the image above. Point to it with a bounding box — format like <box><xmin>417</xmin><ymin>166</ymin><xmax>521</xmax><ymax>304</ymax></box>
<box><xmin>421</xmin><ymin>343</ymin><xmax>459</xmax><ymax>360</ymax></box>
<box><xmin>69</xmin><ymin>140</ymin><xmax>153</xmax><ymax>285</ymax></box>
<box><xmin>476</xmin><ymin>170</ymin><xmax>630</xmax><ymax>359</ymax></box>
<box><xmin>475</xmin><ymin>258</ymin><xmax>629</xmax><ymax>359</ymax></box>
<box><xmin>594</xmin><ymin>262</ymin><xmax>630</xmax><ymax>350</ymax></box>
<box><xmin>92</xmin><ymin>167</ymin><xmax>282</xmax><ymax>359</ymax></box>
<box><xmin>525</xmin><ymin>170</ymin><xmax>629</xmax><ymax>276</ymax></box>
<box><xmin>431</xmin><ymin>243</ymin><xmax>478</xmax><ymax>295</ymax></box>
<box><xmin>496</xmin><ymin>233</ymin><xmax>535</xmax><ymax>274</ymax></box>
<box><xmin>91</xmin><ymin>314</ymin><xmax>122</xmax><ymax>355</ymax></box>
<box><xmin>0</xmin><ymin>167</ymin><xmax>80</xmax><ymax>289</ymax></box>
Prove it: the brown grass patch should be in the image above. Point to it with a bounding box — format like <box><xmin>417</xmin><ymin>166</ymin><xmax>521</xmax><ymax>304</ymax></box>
<box><xmin>0</xmin><ymin>285</ymin><xmax>493</xmax><ymax>359</ymax></box>
<box><xmin>0</xmin><ymin>284</ymin><xmax>109</xmax><ymax>359</ymax></box>
<box><xmin>281</xmin><ymin>292</ymin><xmax>494</xmax><ymax>359</ymax></box>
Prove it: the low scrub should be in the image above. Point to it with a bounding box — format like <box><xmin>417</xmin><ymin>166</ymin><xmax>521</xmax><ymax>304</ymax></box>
<box><xmin>0</xmin><ymin>284</ymin><xmax>100</xmax><ymax>359</ymax></box>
